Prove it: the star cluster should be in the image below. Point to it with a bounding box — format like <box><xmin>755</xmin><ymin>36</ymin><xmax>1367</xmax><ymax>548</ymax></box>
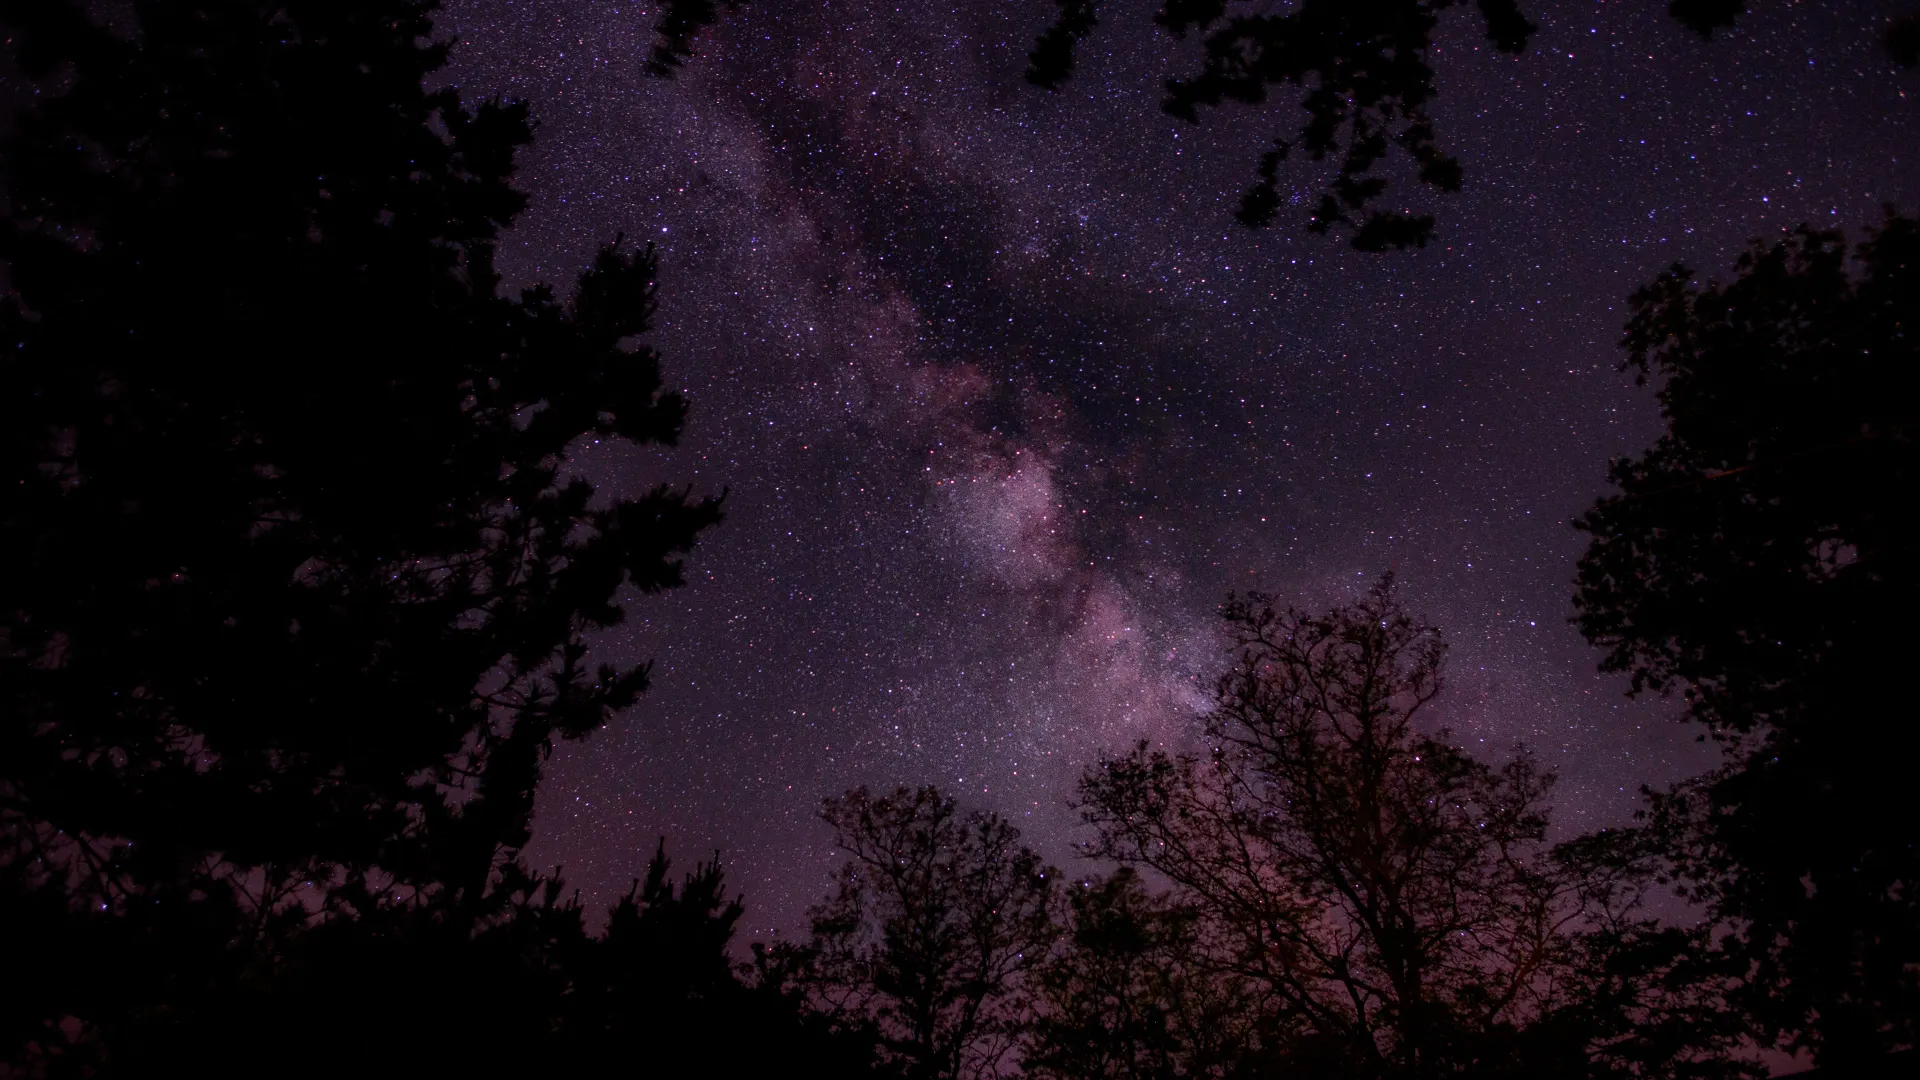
<box><xmin>436</xmin><ymin>0</ymin><xmax>1918</xmax><ymax>937</ymax></box>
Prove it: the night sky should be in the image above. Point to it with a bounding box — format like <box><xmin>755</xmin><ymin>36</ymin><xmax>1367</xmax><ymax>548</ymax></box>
<box><xmin>435</xmin><ymin>0</ymin><xmax>1918</xmax><ymax>939</ymax></box>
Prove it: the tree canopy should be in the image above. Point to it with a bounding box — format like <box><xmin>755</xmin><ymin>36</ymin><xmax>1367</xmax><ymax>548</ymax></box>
<box><xmin>777</xmin><ymin>786</ymin><xmax>1059</xmax><ymax>1080</ymax></box>
<box><xmin>1072</xmin><ymin>579</ymin><xmax>1751</xmax><ymax>1080</ymax></box>
<box><xmin>1025</xmin><ymin>0</ymin><xmax>1919</xmax><ymax>246</ymax></box>
<box><xmin>1030</xmin><ymin>0</ymin><xmax>1533</xmax><ymax>248</ymax></box>
<box><xmin>1574</xmin><ymin>216</ymin><xmax>1920</xmax><ymax>1066</ymax></box>
<box><xmin>0</xmin><ymin>0</ymin><xmax>741</xmax><ymax>1068</ymax></box>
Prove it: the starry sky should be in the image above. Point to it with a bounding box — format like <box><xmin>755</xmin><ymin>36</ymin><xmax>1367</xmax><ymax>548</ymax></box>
<box><xmin>435</xmin><ymin>0</ymin><xmax>1918</xmax><ymax>939</ymax></box>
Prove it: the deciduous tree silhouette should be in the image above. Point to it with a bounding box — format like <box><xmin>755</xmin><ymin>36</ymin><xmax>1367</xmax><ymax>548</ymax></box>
<box><xmin>1025</xmin><ymin>2</ymin><xmax>1917</xmax><ymax>247</ymax></box>
<box><xmin>1025</xmin><ymin>867</ymin><xmax>1253</xmax><ymax>1080</ymax></box>
<box><xmin>0</xmin><ymin>0</ymin><xmax>730</xmax><ymax>1070</ymax></box>
<box><xmin>1574</xmin><ymin>217</ymin><xmax>1920</xmax><ymax>1067</ymax></box>
<box><xmin>543</xmin><ymin>3</ymin><xmax>1920</xmax><ymax>246</ymax></box>
<box><xmin>1030</xmin><ymin>0</ymin><xmax>1535</xmax><ymax>249</ymax></box>
<box><xmin>1075</xmin><ymin>577</ymin><xmax>1753</xmax><ymax>1080</ymax></box>
<box><xmin>783</xmin><ymin>785</ymin><xmax>1060</xmax><ymax>1080</ymax></box>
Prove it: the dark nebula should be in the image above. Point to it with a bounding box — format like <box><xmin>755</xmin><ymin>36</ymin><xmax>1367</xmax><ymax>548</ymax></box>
<box><xmin>434</xmin><ymin>0</ymin><xmax>1918</xmax><ymax>938</ymax></box>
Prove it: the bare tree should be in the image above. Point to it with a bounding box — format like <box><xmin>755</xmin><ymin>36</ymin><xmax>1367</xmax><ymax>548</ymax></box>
<box><xmin>1076</xmin><ymin>576</ymin><xmax>1752</xmax><ymax>1080</ymax></box>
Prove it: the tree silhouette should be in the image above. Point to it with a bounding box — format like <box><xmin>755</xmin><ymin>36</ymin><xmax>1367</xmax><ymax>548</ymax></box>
<box><xmin>1025</xmin><ymin>867</ymin><xmax>1253</xmax><ymax>1080</ymax></box>
<box><xmin>1025</xmin><ymin>2</ymin><xmax>1917</xmax><ymax>246</ymax></box>
<box><xmin>1573</xmin><ymin>217</ymin><xmax>1920</xmax><ymax>1067</ymax></box>
<box><xmin>0</xmin><ymin>0</ymin><xmax>724</xmax><ymax>1069</ymax></box>
<box><xmin>1667</xmin><ymin>0</ymin><xmax>1749</xmax><ymax>37</ymax></box>
<box><xmin>556</xmin><ymin>844</ymin><xmax>886</xmax><ymax>1077</ymax></box>
<box><xmin>72</xmin><ymin>843</ymin><xmax>880</xmax><ymax>1078</ymax></box>
<box><xmin>1030</xmin><ymin>0</ymin><xmax>1534</xmax><ymax>249</ymax></box>
<box><xmin>1671</xmin><ymin>1</ymin><xmax>1920</xmax><ymax>50</ymax></box>
<box><xmin>1891</xmin><ymin>13</ymin><xmax>1920</xmax><ymax>67</ymax></box>
<box><xmin>1075</xmin><ymin>578</ymin><xmax>1753</xmax><ymax>1080</ymax></box>
<box><xmin>781</xmin><ymin>786</ymin><xmax>1060</xmax><ymax>1080</ymax></box>
<box><xmin>646</xmin><ymin>0</ymin><xmax>745</xmax><ymax>76</ymax></box>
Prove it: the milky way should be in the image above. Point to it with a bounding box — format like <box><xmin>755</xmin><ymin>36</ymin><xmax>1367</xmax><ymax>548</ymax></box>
<box><xmin>436</xmin><ymin>0</ymin><xmax>1919</xmax><ymax>938</ymax></box>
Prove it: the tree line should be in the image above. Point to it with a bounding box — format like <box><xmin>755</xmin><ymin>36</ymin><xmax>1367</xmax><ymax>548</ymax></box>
<box><xmin>760</xmin><ymin>580</ymin><xmax>1754</xmax><ymax>1080</ymax></box>
<box><xmin>1</xmin><ymin>0</ymin><xmax>1912</xmax><ymax>1075</ymax></box>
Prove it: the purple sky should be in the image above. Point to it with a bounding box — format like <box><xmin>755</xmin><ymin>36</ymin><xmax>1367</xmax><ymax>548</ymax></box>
<box><xmin>437</xmin><ymin>0</ymin><xmax>1918</xmax><ymax>939</ymax></box>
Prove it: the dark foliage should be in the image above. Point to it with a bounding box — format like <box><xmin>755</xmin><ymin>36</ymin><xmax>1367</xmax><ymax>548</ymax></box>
<box><xmin>554</xmin><ymin>845</ymin><xmax>885</xmax><ymax>1077</ymax></box>
<box><xmin>646</xmin><ymin>0</ymin><xmax>743</xmax><ymax>77</ymax></box>
<box><xmin>36</xmin><ymin>847</ymin><xmax>864</xmax><ymax>1077</ymax></box>
<box><xmin>1670</xmin><ymin>1</ymin><xmax>1920</xmax><ymax>63</ymax></box>
<box><xmin>1024</xmin><ymin>2</ymin><xmax>1917</xmax><ymax>246</ymax></box>
<box><xmin>1668</xmin><ymin>0</ymin><xmax>1747</xmax><ymax>38</ymax></box>
<box><xmin>1890</xmin><ymin>13</ymin><xmax>1920</xmax><ymax>67</ymax></box>
<box><xmin>779</xmin><ymin>786</ymin><xmax>1059</xmax><ymax>1080</ymax></box>
<box><xmin>1025</xmin><ymin>867</ymin><xmax>1251</xmax><ymax>1080</ymax></box>
<box><xmin>1072</xmin><ymin>578</ymin><xmax>1753</xmax><ymax>1080</ymax></box>
<box><xmin>1026</xmin><ymin>0</ymin><xmax>1102</xmax><ymax>91</ymax></box>
<box><xmin>1574</xmin><ymin>218</ymin><xmax>1920</xmax><ymax>1066</ymax></box>
<box><xmin>0</xmin><ymin>0</ymin><xmax>816</xmax><ymax>1070</ymax></box>
<box><xmin>194</xmin><ymin>848</ymin><xmax>869</xmax><ymax>1078</ymax></box>
<box><xmin>1028</xmin><ymin>0</ymin><xmax>1534</xmax><ymax>249</ymax></box>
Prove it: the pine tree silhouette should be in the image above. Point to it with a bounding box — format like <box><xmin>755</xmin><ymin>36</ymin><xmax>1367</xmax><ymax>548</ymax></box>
<box><xmin>0</xmin><ymin>1</ymin><xmax>727</xmax><ymax>1069</ymax></box>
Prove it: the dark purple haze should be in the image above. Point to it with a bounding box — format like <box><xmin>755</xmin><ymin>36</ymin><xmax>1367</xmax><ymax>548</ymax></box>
<box><xmin>435</xmin><ymin>0</ymin><xmax>1918</xmax><ymax>940</ymax></box>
